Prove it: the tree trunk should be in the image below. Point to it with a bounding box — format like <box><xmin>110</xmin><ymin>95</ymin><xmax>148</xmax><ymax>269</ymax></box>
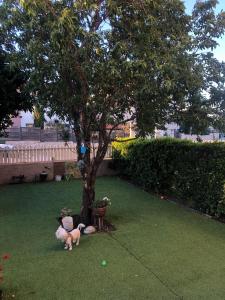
<box><xmin>73</xmin><ymin>111</ymin><xmax>110</xmax><ymax>225</ymax></box>
<box><xmin>80</xmin><ymin>142</ymin><xmax>109</xmax><ymax>225</ymax></box>
<box><xmin>80</xmin><ymin>175</ymin><xmax>96</xmax><ymax>225</ymax></box>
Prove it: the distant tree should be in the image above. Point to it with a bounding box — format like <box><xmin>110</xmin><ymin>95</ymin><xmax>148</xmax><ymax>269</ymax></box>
<box><xmin>1</xmin><ymin>0</ymin><xmax>225</xmax><ymax>223</ymax></box>
<box><xmin>33</xmin><ymin>105</ymin><xmax>45</xmax><ymax>129</ymax></box>
<box><xmin>0</xmin><ymin>49</ymin><xmax>31</xmax><ymax>134</ymax></box>
<box><xmin>176</xmin><ymin>1</ymin><xmax>225</xmax><ymax>135</ymax></box>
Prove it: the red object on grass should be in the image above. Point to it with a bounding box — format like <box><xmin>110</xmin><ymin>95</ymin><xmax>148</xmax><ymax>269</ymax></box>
<box><xmin>2</xmin><ymin>254</ymin><xmax>10</xmax><ymax>260</ymax></box>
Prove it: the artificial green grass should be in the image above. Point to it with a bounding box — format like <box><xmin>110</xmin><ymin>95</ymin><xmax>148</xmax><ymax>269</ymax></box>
<box><xmin>1</xmin><ymin>177</ymin><xmax>225</xmax><ymax>299</ymax></box>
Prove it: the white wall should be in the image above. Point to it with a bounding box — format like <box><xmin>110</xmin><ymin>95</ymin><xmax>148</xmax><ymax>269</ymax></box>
<box><xmin>20</xmin><ymin>111</ymin><xmax>34</xmax><ymax>127</ymax></box>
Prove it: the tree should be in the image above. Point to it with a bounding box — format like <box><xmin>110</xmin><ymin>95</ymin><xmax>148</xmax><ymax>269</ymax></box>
<box><xmin>176</xmin><ymin>0</ymin><xmax>225</xmax><ymax>135</ymax></box>
<box><xmin>33</xmin><ymin>104</ymin><xmax>45</xmax><ymax>129</ymax></box>
<box><xmin>1</xmin><ymin>0</ymin><xmax>225</xmax><ymax>224</ymax></box>
<box><xmin>0</xmin><ymin>48</ymin><xmax>31</xmax><ymax>134</ymax></box>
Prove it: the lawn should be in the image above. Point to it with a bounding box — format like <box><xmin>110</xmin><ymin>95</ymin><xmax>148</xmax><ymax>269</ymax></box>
<box><xmin>1</xmin><ymin>177</ymin><xmax>225</xmax><ymax>299</ymax></box>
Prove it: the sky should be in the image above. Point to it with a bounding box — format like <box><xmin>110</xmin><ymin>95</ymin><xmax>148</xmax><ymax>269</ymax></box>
<box><xmin>183</xmin><ymin>0</ymin><xmax>225</xmax><ymax>61</ymax></box>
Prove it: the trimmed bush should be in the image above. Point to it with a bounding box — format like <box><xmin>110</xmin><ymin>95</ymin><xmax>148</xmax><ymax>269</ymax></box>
<box><xmin>112</xmin><ymin>138</ymin><xmax>225</xmax><ymax>217</ymax></box>
<box><xmin>111</xmin><ymin>138</ymin><xmax>140</xmax><ymax>172</ymax></box>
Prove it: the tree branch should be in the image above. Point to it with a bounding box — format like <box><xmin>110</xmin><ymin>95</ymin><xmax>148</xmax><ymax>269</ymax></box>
<box><xmin>90</xmin><ymin>0</ymin><xmax>108</xmax><ymax>32</ymax></box>
<box><xmin>107</xmin><ymin>115</ymin><xmax>136</xmax><ymax>138</ymax></box>
<box><xmin>110</xmin><ymin>137</ymin><xmax>138</xmax><ymax>143</ymax></box>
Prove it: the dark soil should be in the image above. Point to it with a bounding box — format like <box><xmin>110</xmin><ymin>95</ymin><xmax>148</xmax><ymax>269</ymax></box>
<box><xmin>100</xmin><ymin>219</ymin><xmax>116</xmax><ymax>232</ymax></box>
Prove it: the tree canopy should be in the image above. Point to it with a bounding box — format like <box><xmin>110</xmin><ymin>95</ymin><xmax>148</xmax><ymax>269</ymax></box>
<box><xmin>0</xmin><ymin>1</ymin><xmax>224</xmax><ymax>136</ymax></box>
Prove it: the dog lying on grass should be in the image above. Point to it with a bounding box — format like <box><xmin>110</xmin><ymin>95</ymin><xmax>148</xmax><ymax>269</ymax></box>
<box><xmin>55</xmin><ymin>223</ymin><xmax>85</xmax><ymax>251</ymax></box>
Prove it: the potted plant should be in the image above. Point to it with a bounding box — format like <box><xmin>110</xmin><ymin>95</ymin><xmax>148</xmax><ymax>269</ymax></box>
<box><xmin>92</xmin><ymin>196</ymin><xmax>111</xmax><ymax>217</ymax></box>
<box><xmin>40</xmin><ymin>171</ymin><xmax>48</xmax><ymax>182</ymax></box>
<box><xmin>60</xmin><ymin>207</ymin><xmax>73</xmax><ymax>218</ymax></box>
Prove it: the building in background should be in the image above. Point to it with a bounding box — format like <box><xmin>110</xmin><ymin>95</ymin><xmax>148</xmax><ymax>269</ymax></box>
<box><xmin>10</xmin><ymin>110</ymin><xmax>59</xmax><ymax>128</ymax></box>
<box><xmin>9</xmin><ymin>112</ymin><xmax>225</xmax><ymax>143</ymax></box>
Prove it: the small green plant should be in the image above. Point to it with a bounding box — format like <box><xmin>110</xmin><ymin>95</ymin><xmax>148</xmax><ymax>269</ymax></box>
<box><xmin>65</xmin><ymin>162</ymin><xmax>77</xmax><ymax>180</ymax></box>
<box><xmin>65</xmin><ymin>174</ymin><xmax>72</xmax><ymax>181</ymax></box>
<box><xmin>60</xmin><ymin>207</ymin><xmax>72</xmax><ymax>217</ymax></box>
<box><xmin>93</xmin><ymin>197</ymin><xmax>111</xmax><ymax>208</ymax></box>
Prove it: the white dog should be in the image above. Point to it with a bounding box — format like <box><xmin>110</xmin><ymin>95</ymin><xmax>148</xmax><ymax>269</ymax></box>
<box><xmin>55</xmin><ymin>223</ymin><xmax>85</xmax><ymax>251</ymax></box>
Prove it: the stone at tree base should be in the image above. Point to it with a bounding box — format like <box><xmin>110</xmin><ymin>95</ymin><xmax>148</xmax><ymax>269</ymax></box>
<box><xmin>84</xmin><ymin>226</ymin><xmax>96</xmax><ymax>234</ymax></box>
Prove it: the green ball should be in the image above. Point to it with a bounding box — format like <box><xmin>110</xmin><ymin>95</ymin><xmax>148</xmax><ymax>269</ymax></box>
<box><xmin>101</xmin><ymin>260</ymin><xmax>107</xmax><ymax>267</ymax></box>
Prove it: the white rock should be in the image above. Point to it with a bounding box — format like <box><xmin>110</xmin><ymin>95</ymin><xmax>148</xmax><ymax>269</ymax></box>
<box><xmin>84</xmin><ymin>226</ymin><xmax>96</xmax><ymax>234</ymax></box>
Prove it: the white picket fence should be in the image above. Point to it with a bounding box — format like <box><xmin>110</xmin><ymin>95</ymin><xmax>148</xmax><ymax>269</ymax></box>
<box><xmin>0</xmin><ymin>143</ymin><xmax>112</xmax><ymax>164</ymax></box>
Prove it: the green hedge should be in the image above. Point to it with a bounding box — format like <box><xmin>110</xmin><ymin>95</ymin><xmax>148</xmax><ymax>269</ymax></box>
<box><xmin>112</xmin><ymin>138</ymin><xmax>225</xmax><ymax>217</ymax></box>
<box><xmin>111</xmin><ymin>138</ymin><xmax>140</xmax><ymax>172</ymax></box>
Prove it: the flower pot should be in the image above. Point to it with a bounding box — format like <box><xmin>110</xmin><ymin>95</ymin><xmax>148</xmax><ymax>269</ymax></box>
<box><xmin>93</xmin><ymin>207</ymin><xmax>107</xmax><ymax>217</ymax></box>
<box><xmin>40</xmin><ymin>172</ymin><xmax>48</xmax><ymax>182</ymax></box>
<box><xmin>55</xmin><ymin>175</ymin><xmax>62</xmax><ymax>182</ymax></box>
